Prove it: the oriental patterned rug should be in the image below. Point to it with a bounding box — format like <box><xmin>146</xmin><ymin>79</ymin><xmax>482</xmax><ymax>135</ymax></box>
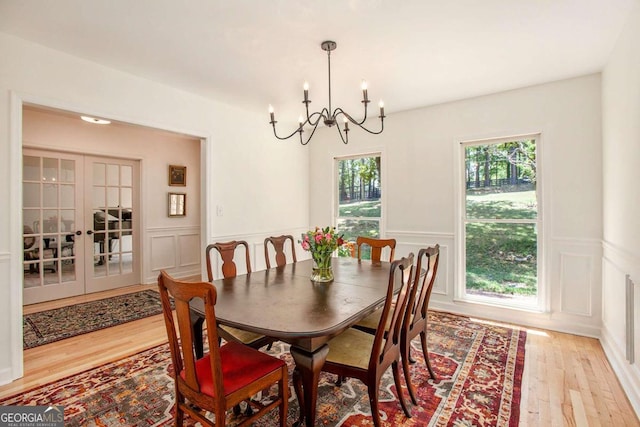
<box><xmin>23</xmin><ymin>290</ymin><xmax>168</xmax><ymax>349</ymax></box>
<box><xmin>6</xmin><ymin>311</ymin><xmax>526</xmax><ymax>426</ymax></box>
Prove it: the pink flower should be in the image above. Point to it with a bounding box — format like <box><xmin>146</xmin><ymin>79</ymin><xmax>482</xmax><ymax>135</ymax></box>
<box><xmin>301</xmin><ymin>240</ymin><xmax>310</xmax><ymax>250</ymax></box>
<box><xmin>325</xmin><ymin>233</ymin><xmax>332</xmax><ymax>241</ymax></box>
<box><xmin>315</xmin><ymin>233</ymin><xmax>323</xmax><ymax>243</ymax></box>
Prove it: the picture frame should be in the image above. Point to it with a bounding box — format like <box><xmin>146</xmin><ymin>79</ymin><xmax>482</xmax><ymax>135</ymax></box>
<box><xmin>169</xmin><ymin>165</ymin><xmax>186</xmax><ymax>186</ymax></box>
<box><xmin>168</xmin><ymin>192</ymin><xmax>186</xmax><ymax>217</ymax></box>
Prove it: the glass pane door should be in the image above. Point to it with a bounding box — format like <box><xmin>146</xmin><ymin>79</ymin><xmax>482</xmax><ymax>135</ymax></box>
<box><xmin>23</xmin><ymin>150</ymin><xmax>84</xmax><ymax>304</ymax></box>
<box><xmin>85</xmin><ymin>156</ymin><xmax>138</xmax><ymax>293</ymax></box>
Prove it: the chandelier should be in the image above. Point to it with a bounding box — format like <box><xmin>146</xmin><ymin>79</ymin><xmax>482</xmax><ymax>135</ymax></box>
<box><xmin>268</xmin><ymin>40</ymin><xmax>385</xmax><ymax>145</ymax></box>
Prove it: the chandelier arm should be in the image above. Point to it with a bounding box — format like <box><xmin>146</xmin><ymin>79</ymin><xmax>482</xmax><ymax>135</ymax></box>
<box><xmin>334</xmin><ymin>123</ymin><xmax>349</xmax><ymax>145</ymax></box>
<box><xmin>271</xmin><ymin>123</ymin><xmax>306</xmax><ymax>141</ymax></box>
<box><xmin>334</xmin><ymin>107</ymin><xmax>369</xmax><ymax>127</ymax></box>
<box><xmin>307</xmin><ymin>108</ymin><xmax>330</xmax><ymax>126</ymax></box>
<box><xmin>300</xmin><ymin>117</ymin><xmax>323</xmax><ymax>146</ymax></box>
<box><xmin>334</xmin><ymin>108</ymin><xmax>385</xmax><ymax>135</ymax></box>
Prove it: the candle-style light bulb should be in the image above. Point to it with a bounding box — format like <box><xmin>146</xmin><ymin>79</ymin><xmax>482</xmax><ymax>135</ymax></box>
<box><xmin>298</xmin><ymin>115</ymin><xmax>305</xmax><ymax>130</ymax></box>
<box><xmin>303</xmin><ymin>81</ymin><xmax>309</xmax><ymax>102</ymax></box>
<box><xmin>343</xmin><ymin>116</ymin><xmax>349</xmax><ymax>131</ymax></box>
<box><xmin>378</xmin><ymin>100</ymin><xmax>385</xmax><ymax>117</ymax></box>
<box><xmin>361</xmin><ymin>80</ymin><xmax>369</xmax><ymax>102</ymax></box>
<box><xmin>269</xmin><ymin>104</ymin><xmax>275</xmax><ymax>123</ymax></box>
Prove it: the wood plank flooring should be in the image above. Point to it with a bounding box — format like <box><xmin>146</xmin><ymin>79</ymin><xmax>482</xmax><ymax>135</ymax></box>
<box><xmin>3</xmin><ymin>285</ymin><xmax>639</xmax><ymax>425</ymax></box>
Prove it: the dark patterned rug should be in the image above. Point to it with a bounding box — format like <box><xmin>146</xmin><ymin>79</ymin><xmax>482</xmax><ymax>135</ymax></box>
<box><xmin>8</xmin><ymin>311</ymin><xmax>526</xmax><ymax>426</ymax></box>
<box><xmin>23</xmin><ymin>290</ymin><xmax>167</xmax><ymax>349</ymax></box>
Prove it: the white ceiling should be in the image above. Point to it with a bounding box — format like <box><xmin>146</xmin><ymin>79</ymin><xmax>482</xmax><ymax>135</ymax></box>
<box><xmin>0</xmin><ymin>0</ymin><xmax>637</xmax><ymax>123</ymax></box>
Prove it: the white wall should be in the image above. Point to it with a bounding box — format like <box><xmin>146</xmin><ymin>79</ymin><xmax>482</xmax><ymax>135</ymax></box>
<box><xmin>309</xmin><ymin>74</ymin><xmax>603</xmax><ymax>336</ymax></box>
<box><xmin>0</xmin><ymin>33</ymin><xmax>309</xmax><ymax>384</ymax></box>
<box><xmin>601</xmin><ymin>1</ymin><xmax>640</xmax><ymax>416</ymax></box>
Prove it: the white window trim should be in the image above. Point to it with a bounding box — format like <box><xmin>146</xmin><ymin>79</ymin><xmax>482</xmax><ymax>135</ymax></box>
<box><xmin>454</xmin><ymin>133</ymin><xmax>547</xmax><ymax>313</ymax></box>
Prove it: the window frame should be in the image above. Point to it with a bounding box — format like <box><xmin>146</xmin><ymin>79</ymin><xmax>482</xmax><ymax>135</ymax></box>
<box><xmin>455</xmin><ymin>134</ymin><xmax>546</xmax><ymax>312</ymax></box>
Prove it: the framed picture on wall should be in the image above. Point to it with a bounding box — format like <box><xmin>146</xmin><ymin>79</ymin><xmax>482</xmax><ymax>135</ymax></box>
<box><xmin>169</xmin><ymin>165</ymin><xmax>186</xmax><ymax>186</ymax></box>
<box><xmin>168</xmin><ymin>192</ymin><xmax>186</xmax><ymax>217</ymax></box>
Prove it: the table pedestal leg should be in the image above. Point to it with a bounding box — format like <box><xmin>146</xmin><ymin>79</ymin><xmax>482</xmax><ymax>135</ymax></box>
<box><xmin>290</xmin><ymin>344</ymin><xmax>329</xmax><ymax>427</ymax></box>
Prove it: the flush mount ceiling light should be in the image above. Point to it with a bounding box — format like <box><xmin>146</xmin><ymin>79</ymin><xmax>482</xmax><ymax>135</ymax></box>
<box><xmin>81</xmin><ymin>115</ymin><xmax>111</xmax><ymax>125</ymax></box>
<box><xmin>268</xmin><ymin>40</ymin><xmax>385</xmax><ymax>145</ymax></box>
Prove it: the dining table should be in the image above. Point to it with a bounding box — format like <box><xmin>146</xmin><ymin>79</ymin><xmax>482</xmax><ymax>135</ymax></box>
<box><xmin>189</xmin><ymin>256</ymin><xmax>394</xmax><ymax>426</ymax></box>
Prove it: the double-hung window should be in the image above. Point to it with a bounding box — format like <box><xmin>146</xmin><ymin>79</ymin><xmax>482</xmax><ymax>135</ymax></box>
<box><xmin>335</xmin><ymin>154</ymin><xmax>382</xmax><ymax>258</ymax></box>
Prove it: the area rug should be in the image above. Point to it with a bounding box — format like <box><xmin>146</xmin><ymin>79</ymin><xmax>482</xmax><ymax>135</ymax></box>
<box><xmin>23</xmin><ymin>290</ymin><xmax>167</xmax><ymax>349</ymax></box>
<box><xmin>6</xmin><ymin>311</ymin><xmax>526</xmax><ymax>426</ymax></box>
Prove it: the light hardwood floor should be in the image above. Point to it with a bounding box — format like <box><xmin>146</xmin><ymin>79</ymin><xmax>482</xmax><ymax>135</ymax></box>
<box><xmin>3</xmin><ymin>285</ymin><xmax>639</xmax><ymax>426</ymax></box>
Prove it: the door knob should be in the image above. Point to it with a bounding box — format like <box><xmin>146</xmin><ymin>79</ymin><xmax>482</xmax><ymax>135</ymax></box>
<box><xmin>75</xmin><ymin>230</ymin><xmax>82</xmax><ymax>236</ymax></box>
<box><xmin>86</xmin><ymin>230</ymin><xmax>94</xmax><ymax>235</ymax></box>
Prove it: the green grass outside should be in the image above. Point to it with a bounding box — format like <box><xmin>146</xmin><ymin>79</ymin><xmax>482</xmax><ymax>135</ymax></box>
<box><xmin>466</xmin><ymin>189</ymin><xmax>537</xmax><ymax>297</ymax></box>
<box><xmin>334</xmin><ymin>194</ymin><xmax>538</xmax><ymax>298</ymax></box>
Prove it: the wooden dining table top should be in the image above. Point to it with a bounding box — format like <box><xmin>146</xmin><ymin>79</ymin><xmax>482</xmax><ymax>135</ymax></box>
<box><xmin>190</xmin><ymin>257</ymin><xmax>393</xmax><ymax>351</ymax></box>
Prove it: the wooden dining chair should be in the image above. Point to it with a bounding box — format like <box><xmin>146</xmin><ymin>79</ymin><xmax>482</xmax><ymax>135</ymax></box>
<box><xmin>352</xmin><ymin>236</ymin><xmax>397</xmax><ymax>332</ymax></box>
<box><xmin>264</xmin><ymin>235</ymin><xmax>297</xmax><ymax>268</ymax></box>
<box><xmin>356</xmin><ymin>236</ymin><xmax>396</xmax><ymax>263</ymax></box>
<box><xmin>206</xmin><ymin>240</ymin><xmax>252</xmax><ymax>282</ymax></box>
<box><xmin>205</xmin><ymin>241</ymin><xmax>274</xmax><ymax>350</ymax></box>
<box><xmin>306</xmin><ymin>255</ymin><xmax>414</xmax><ymax>427</ymax></box>
<box><xmin>401</xmin><ymin>245</ymin><xmax>440</xmax><ymax>404</ymax></box>
<box><xmin>157</xmin><ymin>271</ymin><xmax>288</xmax><ymax>426</ymax></box>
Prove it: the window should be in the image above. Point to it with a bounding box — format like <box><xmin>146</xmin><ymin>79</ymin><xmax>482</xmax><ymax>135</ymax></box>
<box><xmin>335</xmin><ymin>154</ymin><xmax>382</xmax><ymax>258</ymax></box>
<box><xmin>460</xmin><ymin>136</ymin><xmax>540</xmax><ymax>308</ymax></box>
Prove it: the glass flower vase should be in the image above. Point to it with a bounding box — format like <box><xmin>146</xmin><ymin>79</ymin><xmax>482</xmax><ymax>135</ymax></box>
<box><xmin>311</xmin><ymin>251</ymin><xmax>334</xmax><ymax>282</ymax></box>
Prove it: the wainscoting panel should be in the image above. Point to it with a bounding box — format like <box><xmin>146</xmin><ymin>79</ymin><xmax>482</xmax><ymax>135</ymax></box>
<box><xmin>559</xmin><ymin>252</ymin><xmax>592</xmax><ymax>316</ymax></box>
<box><xmin>602</xmin><ymin>257</ymin><xmax>628</xmax><ymax>359</ymax></box>
<box><xmin>178</xmin><ymin>233</ymin><xmax>200</xmax><ymax>267</ymax></box>
<box><xmin>601</xmin><ymin>242</ymin><xmax>640</xmax><ymax>418</ymax></box>
<box><xmin>146</xmin><ymin>225</ymin><xmax>201</xmax><ymax>283</ymax></box>
<box><xmin>150</xmin><ymin>235</ymin><xmax>176</xmax><ymax>271</ymax></box>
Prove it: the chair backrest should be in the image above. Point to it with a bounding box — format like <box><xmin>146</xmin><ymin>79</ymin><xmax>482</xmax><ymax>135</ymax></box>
<box><xmin>356</xmin><ymin>236</ymin><xmax>396</xmax><ymax>263</ymax></box>
<box><xmin>157</xmin><ymin>271</ymin><xmax>225</xmax><ymax>411</ymax></box>
<box><xmin>370</xmin><ymin>253</ymin><xmax>414</xmax><ymax>373</ymax></box>
<box><xmin>205</xmin><ymin>240</ymin><xmax>251</xmax><ymax>281</ymax></box>
<box><xmin>405</xmin><ymin>245</ymin><xmax>440</xmax><ymax>335</ymax></box>
<box><xmin>264</xmin><ymin>235</ymin><xmax>297</xmax><ymax>268</ymax></box>
<box><xmin>23</xmin><ymin>225</ymin><xmax>36</xmax><ymax>251</ymax></box>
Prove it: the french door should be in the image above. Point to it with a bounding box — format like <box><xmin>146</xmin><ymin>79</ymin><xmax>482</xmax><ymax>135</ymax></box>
<box><xmin>22</xmin><ymin>150</ymin><xmax>140</xmax><ymax>304</ymax></box>
<box><xmin>84</xmin><ymin>155</ymin><xmax>140</xmax><ymax>293</ymax></box>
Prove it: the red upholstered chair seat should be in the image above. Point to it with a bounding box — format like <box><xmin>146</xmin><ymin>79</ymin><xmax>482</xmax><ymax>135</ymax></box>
<box><xmin>158</xmin><ymin>271</ymin><xmax>288</xmax><ymax>426</ymax></box>
<box><xmin>181</xmin><ymin>341</ymin><xmax>286</xmax><ymax>397</ymax></box>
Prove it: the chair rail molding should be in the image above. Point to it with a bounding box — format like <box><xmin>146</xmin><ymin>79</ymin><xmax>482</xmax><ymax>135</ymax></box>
<box><xmin>603</xmin><ymin>240</ymin><xmax>640</xmax><ymax>284</ymax></box>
